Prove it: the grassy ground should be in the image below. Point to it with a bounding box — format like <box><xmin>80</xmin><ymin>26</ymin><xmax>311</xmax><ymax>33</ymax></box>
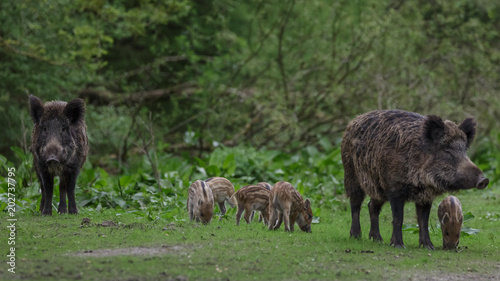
<box><xmin>2</xmin><ymin>187</ymin><xmax>500</xmax><ymax>281</ymax></box>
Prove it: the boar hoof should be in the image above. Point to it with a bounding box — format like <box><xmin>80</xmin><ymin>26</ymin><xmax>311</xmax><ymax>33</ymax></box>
<box><xmin>419</xmin><ymin>241</ymin><xmax>435</xmax><ymax>250</ymax></box>
<box><xmin>391</xmin><ymin>243</ymin><xmax>406</xmax><ymax>249</ymax></box>
<box><xmin>390</xmin><ymin>238</ymin><xmax>405</xmax><ymax>249</ymax></box>
<box><xmin>350</xmin><ymin>229</ymin><xmax>362</xmax><ymax>239</ymax></box>
<box><xmin>41</xmin><ymin>209</ymin><xmax>53</xmax><ymax>216</ymax></box>
<box><xmin>369</xmin><ymin>233</ymin><xmax>384</xmax><ymax>243</ymax></box>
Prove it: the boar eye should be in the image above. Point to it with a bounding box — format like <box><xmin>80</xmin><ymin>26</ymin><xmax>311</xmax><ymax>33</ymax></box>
<box><xmin>445</xmin><ymin>231</ymin><xmax>449</xmax><ymax>236</ymax></box>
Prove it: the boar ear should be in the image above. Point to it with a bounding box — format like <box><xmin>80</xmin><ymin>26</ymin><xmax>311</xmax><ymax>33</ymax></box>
<box><xmin>423</xmin><ymin>115</ymin><xmax>445</xmax><ymax>143</ymax></box>
<box><xmin>64</xmin><ymin>98</ymin><xmax>86</xmax><ymax>125</ymax></box>
<box><xmin>29</xmin><ymin>95</ymin><xmax>44</xmax><ymax>124</ymax></box>
<box><xmin>304</xmin><ymin>198</ymin><xmax>311</xmax><ymax>209</ymax></box>
<box><xmin>441</xmin><ymin>212</ymin><xmax>450</xmax><ymax>225</ymax></box>
<box><xmin>458</xmin><ymin>118</ymin><xmax>476</xmax><ymax>149</ymax></box>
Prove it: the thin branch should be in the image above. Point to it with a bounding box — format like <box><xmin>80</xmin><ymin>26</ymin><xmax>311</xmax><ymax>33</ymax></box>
<box><xmin>136</xmin><ymin>112</ymin><xmax>162</xmax><ymax>192</ymax></box>
<box><xmin>79</xmin><ymin>81</ymin><xmax>198</xmax><ymax>106</ymax></box>
<box><xmin>0</xmin><ymin>36</ymin><xmax>66</xmax><ymax>66</ymax></box>
<box><xmin>119</xmin><ymin>105</ymin><xmax>142</xmax><ymax>165</ymax></box>
<box><xmin>276</xmin><ymin>0</ymin><xmax>296</xmax><ymax>106</ymax></box>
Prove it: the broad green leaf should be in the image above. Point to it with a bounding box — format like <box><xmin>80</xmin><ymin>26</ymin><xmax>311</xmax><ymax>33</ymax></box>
<box><xmin>461</xmin><ymin>226</ymin><xmax>480</xmax><ymax>236</ymax></box>
<box><xmin>463</xmin><ymin>212</ymin><xmax>475</xmax><ymax>223</ymax></box>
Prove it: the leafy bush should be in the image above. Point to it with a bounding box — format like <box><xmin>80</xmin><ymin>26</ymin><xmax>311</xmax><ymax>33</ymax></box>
<box><xmin>1</xmin><ymin>140</ymin><xmax>346</xmax><ymax>217</ymax></box>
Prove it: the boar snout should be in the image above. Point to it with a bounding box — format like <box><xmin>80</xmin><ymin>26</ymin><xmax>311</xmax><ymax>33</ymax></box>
<box><xmin>45</xmin><ymin>155</ymin><xmax>60</xmax><ymax>164</ymax></box>
<box><xmin>477</xmin><ymin>175</ymin><xmax>489</xmax><ymax>190</ymax></box>
<box><xmin>443</xmin><ymin>240</ymin><xmax>459</xmax><ymax>250</ymax></box>
<box><xmin>301</xmin><ymin>225</ymin><xmax>312</xmax><ymax>233</ymax></box>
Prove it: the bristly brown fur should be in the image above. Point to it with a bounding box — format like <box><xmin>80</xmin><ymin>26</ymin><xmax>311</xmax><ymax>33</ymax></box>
<box><xmin>256</xmin><ymin>182</ymin><xmax>273</xmax><ymax>222</ymax></box>
<box><xmin>438</xmin><ymin>195</ymin><xmax>463</xmax><ymax>250</ymax></box>
<box><xmin>341</xmin><ymin>109</ymin><xmax>487</xmax><ymax>249</ymax></box>
<box><xmin>204</xmin><ymin>177</ymin><xmax>236</xmax><ymax>220</ymax></box>
<box><xmin>233</xmin><ymin>184</ymin><xmax>271</xmax><ymax>225</ymax></box>
<box><xmin>29</xmin><ymin>95</ymin><xmax>88</xmax><ymax>216</ymax></box>
<box><xmin>268</xmin><ymin>181</ymin><xmax>312</xmax><ymax>233</ymax></box>
<box><xmin>187</xmin><ymin>180</ymin><xmax>214</xmax><ymax>224</ymax></box>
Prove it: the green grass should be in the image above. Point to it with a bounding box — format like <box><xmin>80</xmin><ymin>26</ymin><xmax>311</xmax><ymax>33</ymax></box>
<box><xmin>2</xmin><ymin>186</ymin><xmax>499</xmax><ymax>281</ymax></box>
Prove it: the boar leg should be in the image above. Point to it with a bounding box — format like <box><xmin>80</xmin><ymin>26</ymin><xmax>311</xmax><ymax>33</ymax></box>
<box><xmin>349</xmin><ymin>189</ymin><xmax>365</xmax><ymax>239</ymax></box>
<box><xmin>368</xmin><ymin>199</ymin><xmax>385</xmax><ymax>242</ymax></box>
<box><xmin>283</xmin><ymin>203</ymin><xmax>293</xmax><ymax>232</ymax></box>
<box><xmin>58</xmin><ymin>176</ymin><xmax>68</xmax><ymax>214</ymax></box>
<box><xmin>416</xmin><ymin>203</ymin><xmax>435</xmax><ymax>250</ymax></box>
<box><xmin>268</xmin><ymin>207</ymin><xmax>277</xmax><ymax>230</ymax></box>
<box><xmin>36</xmin><ymin>170</ymin><xmax>45</xmax><ymax>212</ymax></box>
<box><xmin>218</xmin><ymin>202</ymin><xmax>226</xmax><ymax>221</ymax></box>
<box><xmin>243</xmin><ymin>206</ymin><xmax>253</xmax><ymax>224</ymax></box>
<box><xmin>289</xmin><ymin>213</ymin><xmax>299</xmax><ymax>232</ymax></box>
<box><xmin>63</xmin><ymin>172</ymin><xmax>79</xmax><ymax>214</ymax></box>
<box><xmin>345</xmin><ymin>157</ymin><xmax>364</xmax><ymax>238</ymax></box>
<box><xmin>274</xmin><ymin>213</ymin><xmax>283</xmax><ymax>230</ymax></box>
<box><xmin>262</xmin><ymin>208</ymin><xmax>270</xmax><ymax>225</ymax></box>
<box><xmin>389</xmin><ymin>197</ymin><xmax>405</xmax><ymax>248</ymax></box>
<box><xmin>249</xmin><ymin>211</ymin><xmax>255</xmax><ymax>222</ymax></box>
<box><xmin>283</xmin><ymin>211</ymin><xmax>291</xmax><ymax>232</ymax></box>
<box><xmin>40</xmin><ymin>170</ymin><xmax>54</xmax><ymax>216</ymax></box>
<box><xmin>236</xmin><ymin>204</ymin><xmax>245</xmax><ymax>226</ymax></box>
<box><xmin>188</xmin><ymin>205</ymin><xmax>194</xmax><ymax>221</ymax></box>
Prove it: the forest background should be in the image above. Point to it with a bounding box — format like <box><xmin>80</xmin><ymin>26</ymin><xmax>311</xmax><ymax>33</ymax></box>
<box><xmin>1</xmin><ymin>0</ymin><xmax>500</xmax><ymax>215</ymax></box>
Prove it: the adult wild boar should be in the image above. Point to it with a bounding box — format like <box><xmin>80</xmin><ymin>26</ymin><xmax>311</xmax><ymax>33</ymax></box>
<box><xmin>29</xmin><ymin>95</ymin><xmax>89</xmax><ymax>215</ymax></box>
<box><xmin>341</xmin><ymin>110</ymin><xmax>488</xmax><ymax>249</ymax></box>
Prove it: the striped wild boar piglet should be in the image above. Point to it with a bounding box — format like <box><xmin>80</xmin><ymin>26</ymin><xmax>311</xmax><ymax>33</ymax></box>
<box><xmin>268</xmin><ymin>181</ymin><xmax>313</xmax><ymax>233</ymax></box>
<box><xmin>257</xmin><ymin>182</ymin><xmax>273</xmax><ymax>223</ymax></box>
<box><xmin>438</xmin><ymin>196</ymin><xmax>463</xmax><ymax>250</ymax></box>
<box><xmin>233</xmin><ymin>184</ymin><xmax>271</xmax><ymax>225</ymax></box>
<box><xmin>205</xmin><ymin>177</ymin><xmax>237</xmax><ymax>220</ymax></box>
<box><xmin>187</xmin><ymin>180</ymin><xmax>214</xmax><ymax>224</ymax></box>
<box><xmin>29</xmin><ymin>95</ymin><xmax>89</xmax><ymax>215</ymax></box>
<box><xmin>342</xmin><ymin>110</ymin><xmax>488</xmax><ymax>249</ymax></box>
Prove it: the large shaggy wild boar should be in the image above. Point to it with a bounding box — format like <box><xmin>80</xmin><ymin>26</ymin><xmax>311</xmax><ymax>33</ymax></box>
<box><xmin>341</xmin><ymin>110</ymin><xmax>488</xmax><ymax>249</ymax></box>
<box><xmin>29</xmin><ymin>95</ymin><xmax>89</xmax><ymax>215</ymax></box>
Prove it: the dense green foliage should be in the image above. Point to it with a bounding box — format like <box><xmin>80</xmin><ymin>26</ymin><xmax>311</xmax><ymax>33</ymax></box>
<box><xmin>1</xmin><ymin>0</ymin><xmax>500</xmax><ymax>160</ymax></box>
<box><xmin>1</xmin><ymin>143</ymin><xmax>345</xmax><ymax>217</ymax></box>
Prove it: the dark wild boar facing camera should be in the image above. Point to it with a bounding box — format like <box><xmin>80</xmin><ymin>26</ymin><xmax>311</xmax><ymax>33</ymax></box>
<box><xmin>341</xmin><ymin>110</ymin><xmax>488</xmax><ymax>249</ymax></box>
<box><xmin>29</xmin><ymin>95</ymin><xmax>89</xmax><ymax>215</ymax></box>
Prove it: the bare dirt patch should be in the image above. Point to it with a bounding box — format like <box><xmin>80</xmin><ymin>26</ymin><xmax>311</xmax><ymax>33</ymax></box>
<box><xmin>407</xmin><ymin>266</ymin><xmax>500</xmax><ymax>281</ymax></box>
<box><xmin>72</xmin><ymin>245</ymin><xmax>195</xmax><ymax>258</ymax></box>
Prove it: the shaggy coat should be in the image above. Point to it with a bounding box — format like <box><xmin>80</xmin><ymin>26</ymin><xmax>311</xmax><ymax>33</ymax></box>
<box><xmin>341</xmin><ymin>110</ymin><xmax>488</xmax><ymax>249</ymax></box>
<box><xmin>30</xmin><ymin>95</ymin><xmax>88</xmax><ymax>215</ymax></box>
